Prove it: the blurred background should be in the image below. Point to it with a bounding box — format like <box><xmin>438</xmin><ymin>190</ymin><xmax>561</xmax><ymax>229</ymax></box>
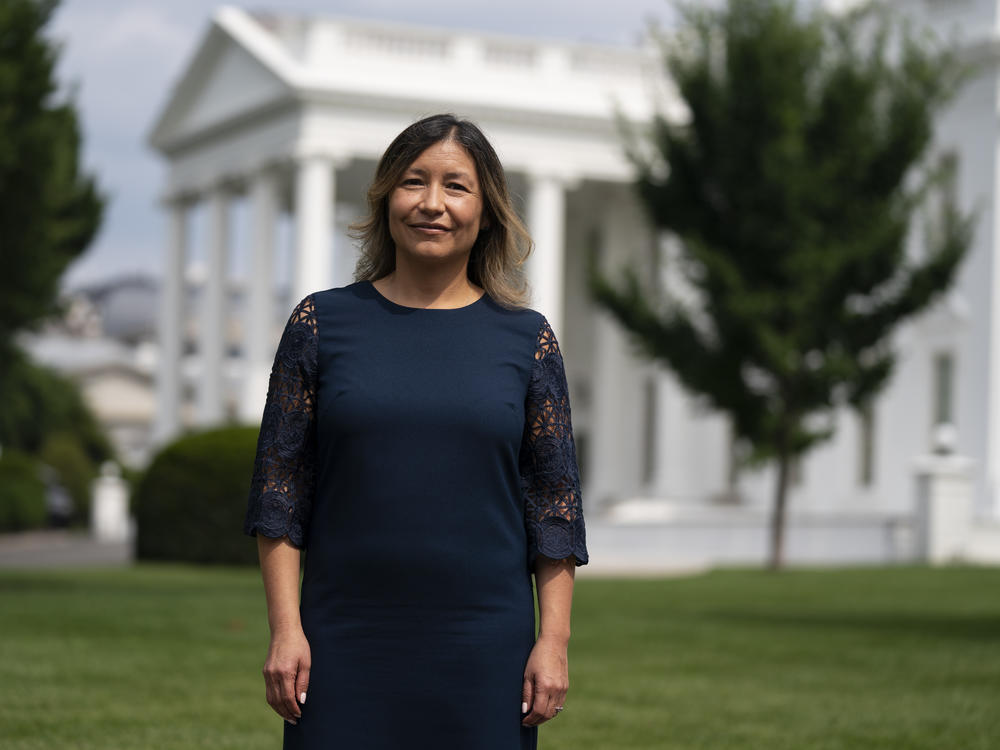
<box><xmin>4</xmin><ymin>0</ymin><xmax>998</xmax><ymax>571</ymax></box>
<box><xmin>3</xmin><ymin>2</ymin><xmax>1000</xmax><ymax>748</ymax></box>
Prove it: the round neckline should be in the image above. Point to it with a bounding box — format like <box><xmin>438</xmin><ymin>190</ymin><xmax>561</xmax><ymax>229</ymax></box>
<box><xmin>366</xmin><ymin>280</ymin><xmax>487</xmax><ymax>311</ymax></box>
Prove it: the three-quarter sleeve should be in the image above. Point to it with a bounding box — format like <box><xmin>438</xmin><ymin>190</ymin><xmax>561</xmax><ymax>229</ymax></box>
<box><xmin>244</xmin><ymin>295</ymin><xmax>318</xmax><ymax>549</ymax></box>
<box><xmin>520</xmin><ymin>316</ymin><xmax>589</xmax><ymax>570</ymax></box>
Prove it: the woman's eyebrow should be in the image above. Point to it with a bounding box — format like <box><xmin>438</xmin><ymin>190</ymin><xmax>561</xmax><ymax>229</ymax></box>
<box><xmin>405</xmin><ymin>166</ymin><xmax>472</xmax><ymax>181</ymax></box>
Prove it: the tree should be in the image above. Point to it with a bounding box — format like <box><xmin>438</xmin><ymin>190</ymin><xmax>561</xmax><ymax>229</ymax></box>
<box><xmin>0</xmin><ymin>0</ymin><xmax>110</xmax><ymax>520</ymax></box>
<box><xmin>0</xmin><ymin>0</ymin><xmax>104</xmax><ymax>359</ymax></box>
<box><xmin>589</xmin><ymin>0</ymin><xmax>976</xmax><ymax>568</ymax></box>
<box><xmin>0</xmin><ymin>346</ymin><xmax>112</xmax><ymax>461</ymax></box>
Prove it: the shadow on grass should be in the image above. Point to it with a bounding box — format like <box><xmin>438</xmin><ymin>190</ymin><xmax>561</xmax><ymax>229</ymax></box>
<box><xmin>706</xmin><ymin>609</ymin><xmax>1000</xmax><ymax>642</ymax></box>
<box><xmin>0</xmin><ymin>576</ymin><xmax>84</xmax><ymax>593</ymax></box>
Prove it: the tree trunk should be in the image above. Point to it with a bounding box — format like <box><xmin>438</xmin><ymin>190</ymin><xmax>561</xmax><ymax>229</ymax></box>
<box><xmin>769</xmin><ymin>436</ymin><xmax>791</xmax><ymax>571</ymax></box>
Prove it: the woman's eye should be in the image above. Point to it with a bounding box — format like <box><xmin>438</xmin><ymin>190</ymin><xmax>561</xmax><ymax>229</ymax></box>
<box><xmin>447</xmin><ymin>183</ymin><xmax>468</xmax><ymax>191</ymax></box>
<box><xmin>401</xmin><ymin>178</ymin><xmax>423</xmax><ymax>186</ymax></box>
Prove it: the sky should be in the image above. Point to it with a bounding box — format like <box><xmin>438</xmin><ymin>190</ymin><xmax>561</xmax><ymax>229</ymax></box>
<box><xmin>48</xmin><ymin>0</ymin><xmax>679</xmax><ymax>290</ymax></box>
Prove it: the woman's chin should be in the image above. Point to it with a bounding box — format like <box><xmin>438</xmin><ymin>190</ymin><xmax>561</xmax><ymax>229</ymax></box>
<box><xmin>402</xmin><ymin>246</ymin><xmax>470</xmax><ymax>264</ymax></box>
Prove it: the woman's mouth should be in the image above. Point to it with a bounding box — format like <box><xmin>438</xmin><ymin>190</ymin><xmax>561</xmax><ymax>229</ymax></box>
<box><xmin>411</xmin><ymin>223</ymin><xmax>448</xmax><ymax>233</ymax></box>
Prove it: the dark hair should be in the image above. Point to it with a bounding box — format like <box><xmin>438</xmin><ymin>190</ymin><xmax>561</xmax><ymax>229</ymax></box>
<box><xmin>351</xmin><ymin>113</ymin><xmax>533</xmax><ymax>308</ymax></box>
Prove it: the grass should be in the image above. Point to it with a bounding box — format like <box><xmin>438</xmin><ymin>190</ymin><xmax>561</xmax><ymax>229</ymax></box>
<box><xmin>0</xmin><ymin>564</ymin><xmax>997</xmax><ymax>749</ymax></box>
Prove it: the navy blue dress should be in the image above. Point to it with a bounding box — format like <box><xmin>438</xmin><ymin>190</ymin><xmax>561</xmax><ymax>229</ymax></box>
<box><xmin>244</xmin><ymin>280</ymin><xmax>589</xmax><ymax>749</ymax></box>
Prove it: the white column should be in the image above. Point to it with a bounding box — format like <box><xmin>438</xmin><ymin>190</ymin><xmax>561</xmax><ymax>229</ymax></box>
<box><xmin>650</xmin><ymin>371</ymin><xmax>684</xmax><ymax>495</ymax></box>
<box><xmin>526</xmin><ymin>173</ymin><xmax>567</xmax><ymax>337</ymax></box>
<box><xmin>293</xmin><ymin>155</ymin><xmax>335</xmax><ymax>304</ymax></box>
<box><xmin>988</xmin><ymin>138</ymin><xmax>1000</xmax><ymax>516</ymax></box>
<box><xmin>153</xmin><ymin>198</ymin><xmax>188</xmax><ymax>445</ymax></box>
<box><xmin>198</xmin><ymin>185</ymin><xmax>231</xmax><ymax>425</ymax></box>
<box><xmin>589</xmin><ymin>305</ymin><xmax>631</xmax><ymax>510</ymax></box>
<box><xmin>649</xmin><ymin>232</ymin><xmax>691</xmax><ymax>499</ymax></box>
<box><xmin>90</xmin><ymin>461</ymin><xmax>130</xmax><ymax>543</ymax></box>
<box><xmin>240</xmin><ymin>168</ymin><xmax>279</xmax><ymax>423</ymax></box>
<box><xmin>587</xmin><ymin>193</ymin><xmax>646</xmax><ymax>510</ymax></box>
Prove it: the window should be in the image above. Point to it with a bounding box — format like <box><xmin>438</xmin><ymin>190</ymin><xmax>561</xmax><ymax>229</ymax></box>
<box><xmin>858</xmin><ymin>403</ymin><xmax>875</xmax><ymax>487</ymax></box>
<box><xmin>789</xmin><ymin>454</ymin><xmax>804</xmax><ymax>487</ymax></box>
<box><xmin>642</xmin><ymin>378</ymin><xmax>657</xmax><ymax>486</ymax></box>
<box><xmin>932</xmin><ymin>352</ymin><xmax>955</xmax><ymax>426</ymax></box>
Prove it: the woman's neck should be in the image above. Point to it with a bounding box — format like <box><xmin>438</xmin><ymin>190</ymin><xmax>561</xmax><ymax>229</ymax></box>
<box><xmin>373</xmin><ymin>264</ymin><xmax>483</xmax><ymax>309</ymax></box>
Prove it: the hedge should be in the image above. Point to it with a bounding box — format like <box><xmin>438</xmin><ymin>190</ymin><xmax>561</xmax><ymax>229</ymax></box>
<box><xmin>39</xmin><ymin>431</ymin><xmax>97</xmax><ymax>526</ymax></box>
<box><xmin>134</xmin><ymin>425</ymin><xmax>261</xmax><ymax>565</ymax></box>
<box><xmin>0</xmin><ymin>452</ymin><xmax>47</xmax><ymax>532</ymax></box>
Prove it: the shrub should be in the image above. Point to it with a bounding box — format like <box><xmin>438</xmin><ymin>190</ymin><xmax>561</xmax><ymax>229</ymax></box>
<box><xmin>39</xmin><ymin>431</ymin><xmax>98</xmax><ymax>526</ymax></box>
<box><xmin>0</xmin><ymin>451</ymin><xmax>47</xmax><ymax>532</ymax></box>
<box><xmin>0</xmin><ymin>346</ymin><xmax>114</xmax><ymax>463</ymax></box>
<box><xmin>120</xmin><ymin>464</ymin><xmax>143</xmax><ymax>515</ymax></box>
<box><xmin>134</xmin><ymin>425</ymin><xmax>260</xmax><ymax>565</ymax></box>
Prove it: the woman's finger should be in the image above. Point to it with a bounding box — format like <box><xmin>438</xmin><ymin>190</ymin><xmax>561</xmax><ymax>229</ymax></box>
<box><xmin>264</xmin><ymin>671</ymin><xmax>293</xmax><ymax>723</ymax></box>
<box><xmin>295</xmin><ymin>661</ymin><xmax>310</xmax><ymax>710</ymax></box>
<box><xmin>523</xmin><ymin>679</ymin><xmax>552</xmax><ymax>727</ymax></box>
<box><xmin>264</xmin><ymin>661</ymin><xmax>298</xmax><ymax>723</ymax></box>
<box><xmin>542</xmin><ymin>682</ymin><xmax>559</xmax><ymax>724</ymax></box>
<box><xmin>551</xmin><ymin>683</ymin><xmax>567</xmax><ymax>719</ymax></box>
<box><xmin>282</xmin><ymin>667</ymin><xmax>301</xmax><ymax>721</ymax></box>
<box><xmin>264</xmin><ymin>675</ymin><xmax>275</xmax><ymax>715</ymax></box>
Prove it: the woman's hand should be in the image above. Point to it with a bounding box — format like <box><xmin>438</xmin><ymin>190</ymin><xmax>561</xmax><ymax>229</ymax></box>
<box><xmin>263</xmin><ymin>627</ymin><xmax>311</xmax><ymax>725</ymax></box>
<box><xmin>521</xmin><ymin>634</ymin><xmax>569</xmax><ymax>727</ymax></box>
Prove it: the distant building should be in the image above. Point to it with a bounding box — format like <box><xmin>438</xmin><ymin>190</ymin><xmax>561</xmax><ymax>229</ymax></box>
<box><xmin>20</xmin><ymin>272</ymin><xmax>278</xmax><ymax>467</ymax></box>
<box><xmin>21</xmin><ymin>275</ymin><xmax>160</xmax><ymax>467</ymax></box>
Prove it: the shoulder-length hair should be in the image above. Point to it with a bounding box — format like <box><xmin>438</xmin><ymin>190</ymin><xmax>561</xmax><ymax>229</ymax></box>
<box><xmin>351</xmin><ymin>113</ymin><xmax>533</xmax><ymax>309</ymax></box>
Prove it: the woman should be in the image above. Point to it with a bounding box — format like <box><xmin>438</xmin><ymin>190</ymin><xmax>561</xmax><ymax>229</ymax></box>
<box><xmin>244</xmin><ymin>113</ymin><xmax>589</xmax><ymax>749</ymax></box>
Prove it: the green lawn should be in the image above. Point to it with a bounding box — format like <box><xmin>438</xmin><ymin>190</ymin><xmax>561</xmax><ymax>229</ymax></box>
<box><xmin>0</xmin><ymin>564</ymin><xmax>997</xmax><ymax>749</ymax></box>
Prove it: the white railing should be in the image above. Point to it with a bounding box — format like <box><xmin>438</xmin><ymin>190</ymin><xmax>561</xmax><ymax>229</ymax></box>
<box><xmin>343</xmin><ymin>29</ymin><xmax>449</xmax><ymax>59</ymax></box>
<box><xmin>325</xmin><ymin>21</ymin><xmax>642</xmax><ymax>81</ymax></box>
<box><xmin>482</xmin><ymin>41</ymin><xmax>536</xmax><ymax>68</ymax></box>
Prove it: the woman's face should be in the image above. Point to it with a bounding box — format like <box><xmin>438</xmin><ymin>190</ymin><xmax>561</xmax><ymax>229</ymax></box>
<box><xmin>387</xmin><ymin>139</ymin><xmax>487</xmax><ymax>266</ymax></box>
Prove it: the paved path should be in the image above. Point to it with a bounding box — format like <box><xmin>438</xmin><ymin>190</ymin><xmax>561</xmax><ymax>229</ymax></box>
<box><xmin>0</xmin><ymin>529</ymin><xmax>133</xmax><ymax>569</ymax></box>
<box><xmin>0</xmin><ymin>523</ymin><xmax>702</xmax><ymax>577</ymax></box>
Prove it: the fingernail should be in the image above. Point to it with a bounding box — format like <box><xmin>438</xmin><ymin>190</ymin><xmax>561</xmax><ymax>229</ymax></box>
<box><xmin>287</xmin><ymin>719</ymin><xmax>297</xmax><ymax>726</ymax></box>
<box><xmin>300</xmin><ymin>692</ymin><xmax>307</xmax><ymax>704</ymax></box>
<box><xmin>521</xmin><ymin>701</ymin><xmax>528</xmax><ymax>713</ymax></box>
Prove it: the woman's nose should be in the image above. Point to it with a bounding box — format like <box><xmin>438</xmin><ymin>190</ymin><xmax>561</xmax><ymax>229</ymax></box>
<box><xmin>419</xmin><ymin>182</ymin><xmax>445</xmax><ymax>213</ymax></box>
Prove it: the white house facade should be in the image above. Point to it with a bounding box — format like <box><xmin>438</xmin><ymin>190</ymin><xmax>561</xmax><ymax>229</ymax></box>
<box><xmin>147</xmin><ymin>4</ymin><xmax>1000</xmax><ymax>569</ymax></box>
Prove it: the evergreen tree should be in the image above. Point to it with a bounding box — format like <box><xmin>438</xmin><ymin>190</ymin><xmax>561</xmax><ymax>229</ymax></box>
<box><xmin>590</xmin><ymin>0</ymin><xmax>975</xmax><ymax>568</ymax></box>
<box><xmin>0</xmin><ymin>0</ymin><xmax>110</xmax><ymax>501</ymax></box>
<box><xmin>0</xmin><ymin>0</ymin><xmax>104</xmax><ymax>358</ymax></box>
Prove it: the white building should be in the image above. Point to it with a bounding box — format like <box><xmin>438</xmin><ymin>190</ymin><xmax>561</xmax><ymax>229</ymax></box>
<box><xmin>21</xmin><ymin>276</ymin><xmax>160</xmax><ymax>468</ymax></box>
<box><xmin>147</xmin><ymin>4</ymin><xmax>1000</xmax><ymax>568</ymax></box>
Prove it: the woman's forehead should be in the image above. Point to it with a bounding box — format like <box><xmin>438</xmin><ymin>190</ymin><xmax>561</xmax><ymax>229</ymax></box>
<box><xmin>407</xmin><ymin>139</ymin><xmax>477</xmax><ymax>173</ymax></box>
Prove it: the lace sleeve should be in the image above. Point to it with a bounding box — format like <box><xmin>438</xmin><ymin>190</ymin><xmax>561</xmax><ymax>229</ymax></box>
<box><xmin>520</xmin><ymin>316</ymin><xmax>589</xmax><ymax>570</ymax></box>
<box><xmin>243</xmin><ymin>295</ymin><xmax>318</xmax><ymax>549</ymax></box>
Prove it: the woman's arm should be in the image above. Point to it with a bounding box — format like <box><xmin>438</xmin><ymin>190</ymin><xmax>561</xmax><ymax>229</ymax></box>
<box><xmin>521</xmin><ymin>554</ymin><xmax>576</xmax><ymax>727</ymax></box>
<box><xmin>258</xmin><ymin>535</ymin><xmax>310</xmax><ymax>725</ymax></box>
<box><xmin>518</xmin><ymin>316</ymin><xmax>588</xmax><ymax>727</ymax></box>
